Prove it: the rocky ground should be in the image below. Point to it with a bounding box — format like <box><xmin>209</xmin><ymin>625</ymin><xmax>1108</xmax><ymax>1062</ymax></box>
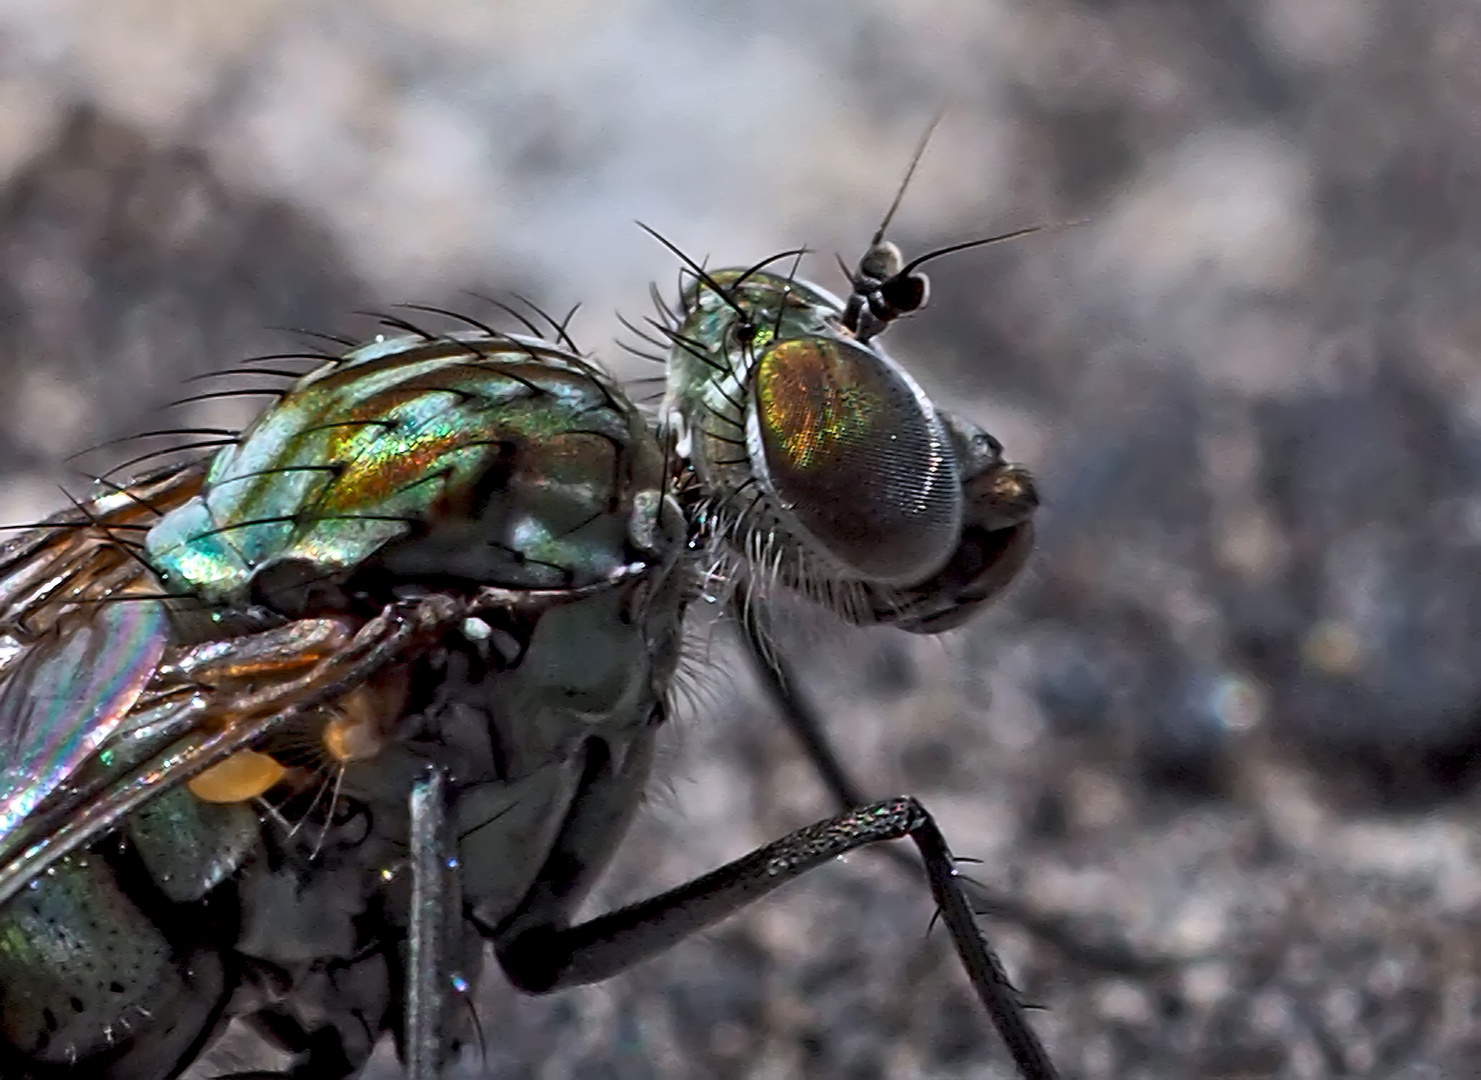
<box><xmin>2</xmin><ymin>2</ymin><xmax>1481</xmax><ymax>1077</ymax></box>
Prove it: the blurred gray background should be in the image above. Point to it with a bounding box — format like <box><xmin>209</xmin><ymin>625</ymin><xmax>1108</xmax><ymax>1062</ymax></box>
<box><xmin>3</xmin><ymin>1</ymin><xmax>1481</xmax><ymax>1077</ymax></box>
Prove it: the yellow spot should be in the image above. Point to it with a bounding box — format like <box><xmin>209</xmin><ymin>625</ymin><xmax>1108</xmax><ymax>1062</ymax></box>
<box><xmin>189</xmin><ymin>750</ymin><xmax>285</xmax><ymax>804</ymax></box>
<box><xmin>322</xmin><ymin>685</ymin><xmax>390</xmax><ymax>763</ymax></box>
<box><xmin>323</xmin><ymin>713</ymin><xmax>380</xmax><ymax>763</ymax></box>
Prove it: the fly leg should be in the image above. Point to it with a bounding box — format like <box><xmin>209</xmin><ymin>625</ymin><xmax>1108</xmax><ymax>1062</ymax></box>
<box><xmin>216</xmin><ymin>771</ymin><xmax>460</xmax><ymax>1080</ymax></box>
<box><xmin>736</xmin><ymin>601</ymin><xmax>872</xmax><ymax>807</ymax></box>
<box><xmin>736</xmin><ymin>600</ymin><xmax>1181</xmax><ymax>978</ymax></box>
<box><xmin>403</xmin><ymin>767</ymin><xmax>460</xmax><ymax>1080</ymax></box>
<box><xmin>497</xmin><ymin>797</ymin><xmax>1061</xmax><ymax>1080</ymax></box>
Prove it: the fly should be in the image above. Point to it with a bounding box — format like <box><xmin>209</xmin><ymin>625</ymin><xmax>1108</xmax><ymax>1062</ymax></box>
<box><xmin>0</xmin><ymin>129</ymin><xmax>1058</xmax><ymax>1080</ymax></box>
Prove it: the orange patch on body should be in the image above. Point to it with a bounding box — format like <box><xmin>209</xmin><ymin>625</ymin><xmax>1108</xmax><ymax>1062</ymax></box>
<box><xmin>189</xmin><ymin>750</ymin><xmax>286</xmax><ymax>803</ymax></box>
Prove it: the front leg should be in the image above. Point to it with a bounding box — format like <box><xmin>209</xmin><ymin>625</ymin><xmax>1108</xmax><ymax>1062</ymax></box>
<box><xmin>737</xmin><ymin>597</ymin><xmax>1184</xmax><ymax>978</ymax></box>
<box><xmin>403</xmin><ymin>768</ymin><xmax>460</xmax><ymax>1080</ymax></box>
<box><xmin>496</xmin><ymin>797</ymin><xmax>1061</xmax><ymax>1080</ymax></box>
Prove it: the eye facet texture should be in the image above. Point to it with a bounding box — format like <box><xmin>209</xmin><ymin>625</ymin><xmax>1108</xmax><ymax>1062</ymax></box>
<box><xmin>752</xmin><ymin>336</ymin><xmax>962</xmax><ymax>585</ymax></box>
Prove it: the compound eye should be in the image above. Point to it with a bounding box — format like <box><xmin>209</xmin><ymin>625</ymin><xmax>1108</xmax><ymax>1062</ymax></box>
<box><xmin>750</xmin><ymin>336</ymin><xmax>962</xmax><ymax>585</ymax></box>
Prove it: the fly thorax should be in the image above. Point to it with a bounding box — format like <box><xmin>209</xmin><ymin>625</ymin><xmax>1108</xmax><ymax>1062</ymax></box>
<box><xmin>385</xmin><ymin>568</ymin><xmax>678</xmax><ymax>799</ymax></box>
<box><xmin>383</xmin><ymin>583</ymin><xmax>674</xmax><ymax>929</ymax></box>
<box><xmin>144</xmin><ymin>332</ymin><xmax>657</xmax><ymax>608</ymax></box>
<box><xmin>490</xmin><ymin>585</ymin><xmax>670</xmax><ymax>776</ymax></box>
<box><xmin>366</xmin><ymin>415</ymin><xmax>640</xmax><ymax>591</ymax></box>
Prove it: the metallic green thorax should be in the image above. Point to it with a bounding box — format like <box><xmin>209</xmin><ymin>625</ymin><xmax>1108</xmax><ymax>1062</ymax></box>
<box><xmin>148</xmin><ymin>333</ymin><xmax>668</xmax><ymax>606</ymax></box>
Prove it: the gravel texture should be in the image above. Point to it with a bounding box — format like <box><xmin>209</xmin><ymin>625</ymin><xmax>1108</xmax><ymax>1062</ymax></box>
<box><xmin>2</xmin><ymin>2</ymin><xmax>1481</xmax><ymax>1077</ymax></box>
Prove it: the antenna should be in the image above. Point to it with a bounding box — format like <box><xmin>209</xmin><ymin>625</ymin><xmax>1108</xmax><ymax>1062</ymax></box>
<box><xmin>842</xmin><ymin>111</ymin><xmax>1073</xmax><ymax>342</ymax></box>
<box><xmin>870</xmin><ymin>107</ymin><xmax>944</xmax><ymax>250</ymax></box>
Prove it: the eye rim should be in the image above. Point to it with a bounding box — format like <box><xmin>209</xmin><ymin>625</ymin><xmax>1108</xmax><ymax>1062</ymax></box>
<box><xmin>743</xmin><ymin>331</ymin><xmax>965</xmax><ymax>587</ymax></box>
<box><xmin>864</xmin><ymin>517</ymin><xmax>1035</xmax><ymax>634</ymax></box>
<box><xmin>860</xmin><ymin>458</ymin><xmax>1039</xmax><ymax>632</ymax></box>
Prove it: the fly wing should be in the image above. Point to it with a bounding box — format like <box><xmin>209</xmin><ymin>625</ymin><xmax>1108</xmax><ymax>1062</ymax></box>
<box><xmin>0</xmin><ymin>598</ymin><xmax>169</xmax><ymax>843</ymax></box>
<box><xmin>0</xmin><ymin>593</ymin><xmax>456</xmax><ymax>908</ymax></box>
<box><xmin>0</xmin><ymin>574</ymin><xmax>642</xmax><ymax>909</ymax></box>
<box><xmin>0</xmin><ymin>462</ymin><xmax>203</xmax><ymax>637</ymax></box>
<box><xmin>0</xmin><ymin>461</ymin><xmax>237</xmax><ymax>894</ymax></box>
<box><xmin>0</xmin><ymin>465</ymin><xmax>203</xmax><ymax>847</ymax></box>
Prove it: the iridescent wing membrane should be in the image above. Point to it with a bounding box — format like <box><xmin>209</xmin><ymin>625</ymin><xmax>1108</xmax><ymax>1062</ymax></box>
<box><xmin>0</xmin><ymin>465</ymin><xmax>196</xmax><ymax>870</ymax></box>
<box><xmin>0</xmin><ymin>599</ymin><xmax>167</xmax><ymax>843</ymax></box>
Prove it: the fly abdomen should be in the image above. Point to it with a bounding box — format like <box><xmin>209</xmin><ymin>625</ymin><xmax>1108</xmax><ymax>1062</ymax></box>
<box><xmin>0</xmin><ymin>849</ymin><xmax>230</xmax><ymax>1078</ymax></box>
